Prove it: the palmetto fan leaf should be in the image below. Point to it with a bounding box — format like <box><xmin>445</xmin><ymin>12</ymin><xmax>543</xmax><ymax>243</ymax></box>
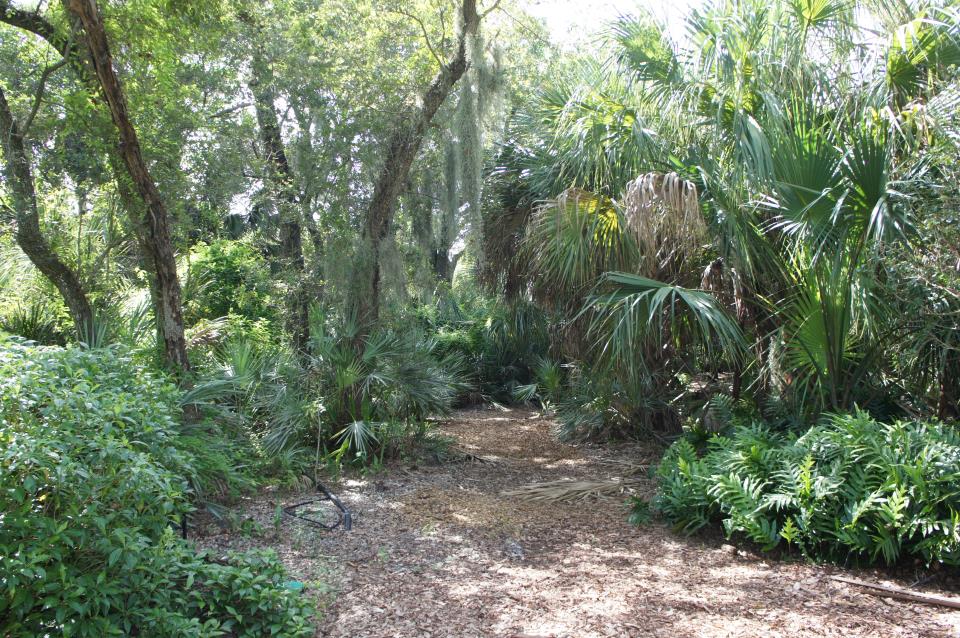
<box><xmin>886</xmin><ymin>10</ymin><xmax>960</xmax><ymax>100</ymax></box>
<box><xmin>611</xmin><ymin>15</ymin><xmax>683</xmax><ymax>88</ymax></box>
<box><xmin>335</xmin><ymin>420</ymin><xmax>380</xmax><ymax>457</ymax></box>
<box><xmin>523</xmin><ymin>189</ymin><xmax>638</xmax><ymax>307</ymax></box>
<box><xmin>840</xmin><ymin>122</ymin><xmax>916</xmax><ymax>246</ymax></box>
<box><xmin>525</xmin><ymin>62</ymin><xmax>663</xmax><ymax>197</ymax></box>
<box><xmin>787</xmin><ymin>0</ymin><xmax>853</xmax><ymax>33</ymax></box>
<box><xmin>588</xmin><ymin>272</ymin><xmax>747</xmax><ymax>373</ymax></box>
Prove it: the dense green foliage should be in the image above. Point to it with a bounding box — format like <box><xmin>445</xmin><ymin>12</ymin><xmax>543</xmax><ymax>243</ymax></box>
<box><xmin>477</xmin><ymin>0</ymin><xmax>960</xmax><ymax>566</ymax></box>
<box><xmin>488</xmin><ymin>0</ymin><xmax>960</xmax><ymax>437</ymax></box>
<box><xmin>0</xmin><ymin>341</ymin><xmax>312</xmax><ymax>636</ymax></box>
<box><xmin>215</xmin><ymin>310</ymin><xmax>473</xmax><ymax>462</ymax></box>
<box><xmin>654</xmin><ymin>411</ymin><xmax>960</xmax><ymax>565</ymax></box>
<box><xmin>429</xmin><ymin>298</ymin><xmax>550</xmax><ymax>402</ymax></box>
<box><xmin>1</xmin><ymin>1</ymin><xmax>959</xmax><ymax>624</ymax></box>
<box><xmin>200</xmin><ymin>298</ymin><xmax>551</xmax><ymax>466</ymax></box>
<box><xmin>184</xmin><ymin>239</ymin><xmax>278</xmax><ymax>326</ymax></box>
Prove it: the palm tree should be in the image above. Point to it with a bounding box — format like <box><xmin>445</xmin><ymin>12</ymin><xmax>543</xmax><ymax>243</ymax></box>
<box><xmin>488</xmin><ymin>0</ymin><xmax>960</xmax><ymax>424</ymax></box>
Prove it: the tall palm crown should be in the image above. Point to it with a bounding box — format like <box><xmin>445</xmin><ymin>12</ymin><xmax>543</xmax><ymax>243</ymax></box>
<box><xmin>487</xmin><ymin>0</ymin><xmax>960</xmax><ymax>420</ymax></box>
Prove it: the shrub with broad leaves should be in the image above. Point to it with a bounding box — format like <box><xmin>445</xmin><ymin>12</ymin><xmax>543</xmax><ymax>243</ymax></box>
<box><xmin>0</xmin><ymin>339</ymin><xmax>313</xmax><ymax>636</ymax></box>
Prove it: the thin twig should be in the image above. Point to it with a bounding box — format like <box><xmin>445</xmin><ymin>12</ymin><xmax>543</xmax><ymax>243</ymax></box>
<box><xmin>479</xmin><ymin>0</ymin><xmax>503</xmax><ymax>20</ymax></box>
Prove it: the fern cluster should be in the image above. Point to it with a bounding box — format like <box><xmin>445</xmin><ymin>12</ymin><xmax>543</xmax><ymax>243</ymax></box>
<box><xmin>652</xmin><ymin>411</ymin><xmax>960</xmax><ymax>565</ymax></box>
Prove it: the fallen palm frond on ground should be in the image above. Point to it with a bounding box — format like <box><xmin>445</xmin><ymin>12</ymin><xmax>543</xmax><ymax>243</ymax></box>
<box><xmin>593</xmin><ymin>458</ymin><xmax>652</xmax><ymax>476</ymax></box>
<box><xmin>829</xmin><ymin>576</ymin><xmax>960</xmax><ymax>610</ymax></box>
<box><xmin>501</xmin><ymin>478</ymin><xmax>642</xmax><ymax>502</ymax></box>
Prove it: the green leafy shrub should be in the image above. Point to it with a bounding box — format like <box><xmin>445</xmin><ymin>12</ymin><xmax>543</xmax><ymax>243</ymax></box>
<box><xmin>184</xmin><ymin>240</ymin><xmax>278</xmax><ymax>326</ymax></box>
<box><xmin>0</xmin><ymin>340</ymin><xmax>313</xmax><ymax>636</ymax></box>
<box><xmin>650</xmin><ymin>411</ymin><xmax>960</xmax><ymax>565</ymax></box>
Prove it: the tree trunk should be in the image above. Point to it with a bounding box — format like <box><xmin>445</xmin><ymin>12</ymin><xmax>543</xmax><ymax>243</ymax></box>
<box><xmin>938</xmin><ymin>350</ymin><xmax>959</xmax><ymax>421</ymax></box>
<box><xmin>433</xmin><ymin>141</ymin><xmax>460</xmax><ymax>283</ymax></box>
<box><xmin>107</xmin><ymin>154</ymin><xmax>168</xmax><ymax>351</ymax></box>
<box><xmin>0</xmin><ymin>86</ymin><xmax>93</xmax><ymax>336</ymax></box>
<box><xmin>64</xmin><ymin>0</ymin><xmax>189</xmax><ymax>372</ymax></box>
<box><xmin>247</xmin><ymin>42</ymin><xmax>308</xmax><ymax>350</ymax></box>
<box><xmin>1</xmin><ymin>2</ymin><xmax>185</xmax><ymax>366</ymax></box>
<box><xmin>351</xmin><ymin>0</ymin><xmax>480</xmax><ymax>334</ymax></box>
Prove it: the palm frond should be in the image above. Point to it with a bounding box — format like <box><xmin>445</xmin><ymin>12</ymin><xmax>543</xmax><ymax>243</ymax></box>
<box><xmin>587</xmin><ymin>272</ymin><xmax>747</xmax><ymax>373</ymax></box>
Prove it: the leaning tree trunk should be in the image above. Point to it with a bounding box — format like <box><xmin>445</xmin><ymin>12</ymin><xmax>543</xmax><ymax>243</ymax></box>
<box><xmin>351</xmin><ymin>0</ymin><xmax>480</xmax><ymax>334</ymax></box>
<box><xmin>0</xmin><ymin>86</ymin><xmax>93</xmax><ymax>336</ymax></box>
<box><xmin>248</xmin><ymin>44</ymin><xmax>308</xmax><ymax>351</ymax></box>
<box><xmin>1</xmin><ymin>0</ymin><xmax>190</xmax><ymax>368</ymax></box>
<box><xmin>64</xmin><ymin>0</ymin><xmax>189</xmax><ymax>372</ymax></box>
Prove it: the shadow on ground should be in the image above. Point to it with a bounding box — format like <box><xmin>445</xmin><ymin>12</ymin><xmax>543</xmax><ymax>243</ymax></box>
<box><xmin>195</xmin><ymin>407</ymin><xmax>960</xmax><ymax>638</ymax></box>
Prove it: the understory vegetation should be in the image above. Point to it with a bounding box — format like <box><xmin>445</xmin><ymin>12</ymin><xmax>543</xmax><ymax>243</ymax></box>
<box><xmin>1</xmin><ymin>0</ymin><xmax>960</xmax><ymax>632</ymax></box>
<box><xmin>0</xmin><ymin>341</ymin><xmax>312</xmax><ymax>637</ymax></box>
<box><xmin>656</xmin><ymin>410</ymin><xmax>960</xmax><ymax>564</ymax></box>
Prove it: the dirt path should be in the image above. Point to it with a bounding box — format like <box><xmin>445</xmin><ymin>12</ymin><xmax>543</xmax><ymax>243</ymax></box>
<box><xmin>199</xmin><ymin>407</ymin><xmax>960</xmax><ymax>637</ymax></box>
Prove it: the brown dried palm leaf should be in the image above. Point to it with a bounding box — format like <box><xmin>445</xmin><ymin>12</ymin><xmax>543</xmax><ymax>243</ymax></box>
<box><xmin>700</xmin><ymin>257</ymin><xmax>747</xmax><ymax>322</ymax></box>
<box><xmin>501</xmin><ymin>478</ymin><xmax>642</xmax><ymax>502</ymax></box>
<box><xmin>623</xmin><ymin>172</ymin><xmax>704</xmax><ymax>277</ymax></box>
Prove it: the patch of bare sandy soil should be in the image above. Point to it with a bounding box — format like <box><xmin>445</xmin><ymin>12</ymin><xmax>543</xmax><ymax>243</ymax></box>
<box><xmin>196</xmin><ymin>407</ymin><xmax>960</xmax><ymax>637</ymax></box>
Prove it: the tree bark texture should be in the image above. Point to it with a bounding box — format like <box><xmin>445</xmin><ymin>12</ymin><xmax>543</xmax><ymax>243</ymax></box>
<box><xmin>247</xmin><ymin>42</ymin><xmax>309</xmax><ymax>350</ymax></box>
<box><xmin>64</xmin><ymin>0</ymin><xmax>190</xmax><ymax>371</ymax></box>
<box><xmin>352</xmin><ymin>0</ymin><xmax>479</xmax><ymax>331</ymax></box>
<box><xmin>0</xmin><ymin>86</ymin><xmax>94</xmax><ymax>335</ymax></box>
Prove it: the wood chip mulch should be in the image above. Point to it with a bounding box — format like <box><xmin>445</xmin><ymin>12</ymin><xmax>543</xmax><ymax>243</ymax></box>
<box><xmin>195</xmin><ymin>407</ymin><xmax>960</xmax><ymax>638</ymax></box>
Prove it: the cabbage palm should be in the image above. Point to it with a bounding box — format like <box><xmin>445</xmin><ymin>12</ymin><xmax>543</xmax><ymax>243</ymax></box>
<box><xmin>499</xmin><ymin>0</ymin><xmax>960</xmax><ymax>420</ymax></box>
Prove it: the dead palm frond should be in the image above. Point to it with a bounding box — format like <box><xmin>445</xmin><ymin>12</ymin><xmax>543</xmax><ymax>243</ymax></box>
<box><xmin>622</xmin><ymin>171</ymin><xmax>705</xmax><ymax>278</ymax></box>
<box><xmin>501</xmin><ymin>477</ymin><xmax>643</xmax><ymax>503</ymax></box>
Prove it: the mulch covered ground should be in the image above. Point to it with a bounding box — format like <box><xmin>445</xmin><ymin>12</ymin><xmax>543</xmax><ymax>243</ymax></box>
<box><xmin>196</xmin><ymin>407</ymin><xmax>960</xmax><ymax>637</ymax></box>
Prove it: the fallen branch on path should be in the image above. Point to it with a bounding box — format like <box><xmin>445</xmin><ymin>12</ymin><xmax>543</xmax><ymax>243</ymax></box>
<box><xmin>501</xmin><ymin>478</ymin><xmax>641</xmax><ymax>502</ymax></box>
<box><xmin>829</xmin><ymin>575</ymin><xmax>960</xmax><ymax>609</ymax></box>
<box><xmin>455</xmin><ymin>449</ymin><xmax>500</xmax><ymax>464</ymax></box>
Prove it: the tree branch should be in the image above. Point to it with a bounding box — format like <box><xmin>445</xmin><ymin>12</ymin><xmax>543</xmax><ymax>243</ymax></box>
<box><xmin>21</xmin><ymin>58</ymin><xmax>68</xmax><ymax>135</ymax></box>
<box><xmin>480</xmin><ymin>0</ymin><xmax>503</xmax><ymax>20</ymax></box>
<box><xmin>0</xmin><ymin>83</ymin><xmax>93</xmax><ymax>333</ymax></box>
<box><xmin>208</xmin><ymin>102</ymin><xmax>252</xmax><ymax>119</ymax></box>
<box><xmin>391</xmin><ymin>8</ymin><xmax>444</xmax><ymax>68</ymax></box>
<box><xmin>0</xmin><ymin>1</ymin><xmax>78</xmax><ymax>64</ymax></box>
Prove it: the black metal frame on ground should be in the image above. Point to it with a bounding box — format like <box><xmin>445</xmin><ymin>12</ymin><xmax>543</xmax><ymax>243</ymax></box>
<box><xmin>283</xmin><ymin>483</ymin><xmax>353</xmax><ymax>531</ymax></box>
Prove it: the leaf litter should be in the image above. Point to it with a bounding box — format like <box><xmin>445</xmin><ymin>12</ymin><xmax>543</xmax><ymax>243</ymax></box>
<box><xmin>195</xmin><ymin>407</ymin><xmax>960</xmax><ymax>637</ymax></box>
